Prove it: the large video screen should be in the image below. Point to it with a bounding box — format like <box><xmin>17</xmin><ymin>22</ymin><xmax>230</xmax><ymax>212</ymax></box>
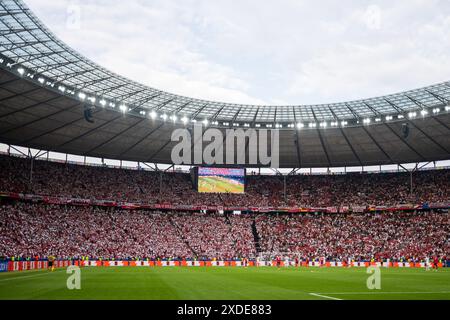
<box><xmin>198</xmin><ymin>167</ymin><xmax>245</xmax><ymax>194</ymax></box>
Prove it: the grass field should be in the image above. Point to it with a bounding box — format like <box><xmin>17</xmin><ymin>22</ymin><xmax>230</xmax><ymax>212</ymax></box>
<box><xmin>198</xmin><ymin>176</ymin><xmax>244</xmax><ymax>193</ymax></box>
<box><xmin>0</xmin><ymin>267</ymin><xmax>449</xmax><ymax>300</ymax></box>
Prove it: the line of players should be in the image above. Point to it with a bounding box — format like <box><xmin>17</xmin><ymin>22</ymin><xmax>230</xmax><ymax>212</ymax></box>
<box><xmin>238</xmin><ymin>256</ymin><xmax>441</xmax><ymax>270</ymax></box>
<box><xmin>34</xmin><ymin>255</ymin><xmax>442</xmax><ymax>271</ymax></box>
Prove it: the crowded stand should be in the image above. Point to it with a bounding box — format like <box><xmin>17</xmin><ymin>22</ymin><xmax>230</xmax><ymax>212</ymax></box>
<box><xmin>255</xmin><ymin>212</ymin><xmax>449</xmax><ymax>262</ymax></box>
<box><xmin>170</xmin><ymin>213</ymin><xmax>255</xmax><ymax>260</ymax></box>
<box><xmin>0</xmin><ymin>202</ymin><xmax>448</xmax><ymax>262</ymax></box>
<box><xmin>0</xmin><ymin>203</ymin><xmax>192</xmax><ymax>261</ymax></box>
<box><xmin>0</xmin><ymin>154</ymin><xmax>448</xmax><ymax>263</ymax></box>
<box><xmin>0</xmin><ymin>155</ymin><xmax>448</xmax><ymax>207</ymax></box>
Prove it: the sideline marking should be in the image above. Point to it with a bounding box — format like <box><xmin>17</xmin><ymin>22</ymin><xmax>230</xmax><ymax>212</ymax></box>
<box><xmin>316</xmin><ymin>291</ymin><xmax>450</xmax><ymax>295</ymax></box>
<box><xmin>309</xmin><ymin>293</ymin><xmax>343</xmax><ymax>300</ymax></box>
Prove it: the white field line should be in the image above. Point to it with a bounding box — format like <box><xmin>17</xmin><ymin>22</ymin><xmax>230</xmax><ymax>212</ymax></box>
<box><xmin>0</xmin><ymin>270</ymin><xmax>64</xmax><ymax>282</ymax></box>
<box><xmin>309</xmin><ymin>293</ymin><xmax>343</xmax><ymax>300</ymax></box>
<box><xmin>316</xmin><ymin>291</ymin><xmax>450</xmax><ymax>295</ymax></box>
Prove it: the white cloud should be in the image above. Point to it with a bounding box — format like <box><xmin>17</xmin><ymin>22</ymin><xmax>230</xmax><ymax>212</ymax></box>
<box><xmin>285</xmin><ymin>1</ymin><xmax>450</xmax><ymax>104</ymax></box>
<box><xmin>362</xmin><ymin>5</ymin><xmax>382</xmax><ymax>30</ymax></box>
<box><xmin>287</xmin><ymin>41</ymin><xmax>450</xmax><ymax>103</ymax></box>
<box><xmin>24</xmin><ymin>0</ymin><xmax>450</xmax><ymax>106</ymax></box>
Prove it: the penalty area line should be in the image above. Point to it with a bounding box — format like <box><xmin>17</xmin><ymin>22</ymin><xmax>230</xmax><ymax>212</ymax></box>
<box><xmin>309</xmin><ymin>293</ymin><xmax>343</xmax><ymax>300</ymax></box>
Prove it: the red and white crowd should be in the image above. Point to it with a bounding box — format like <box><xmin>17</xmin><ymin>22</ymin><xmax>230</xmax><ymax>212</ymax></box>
<box><xmin>0</xmin><ymin>154</ymin><xmax>448</xmax><ymax>263</ymax></box>
<box><xmin>0</xmin><ymin>155</ymin><xmax>448</xmax><ymax>207</ymax></box>
<box><xmin>255</xmin><ymin>211</ymin><xmax>449</xmax><ymax>262</ymax></box>
<box><xmin>0</xmin><ymin>203</ymin><xmax>448</xmax><ymax>262</ymax></box>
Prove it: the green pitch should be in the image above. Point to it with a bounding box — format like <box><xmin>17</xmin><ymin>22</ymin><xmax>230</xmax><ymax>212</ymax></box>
<box><xmin>0</xmin><ymin>267</ymin><xmax>449</xmax><ymax>300</ymax></box>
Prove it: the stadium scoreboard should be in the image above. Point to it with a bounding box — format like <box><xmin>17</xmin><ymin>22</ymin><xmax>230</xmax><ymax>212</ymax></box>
<box><xmin>193</xmin><ymin>167</ymin><xmax>246</xmax><ymax>194</ymax></box>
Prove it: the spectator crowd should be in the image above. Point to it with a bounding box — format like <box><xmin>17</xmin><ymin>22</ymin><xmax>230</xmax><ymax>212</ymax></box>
<box><xmin>0</xmin><ymin>202</ymin><xmax>448</xmax><ymax>262</ymax></box>
<box><xmin>255</xmin><ymin>211</ymin><xmax>449</xmax><ymax>262</ymax></box>
<box><xmin>0</xmin><ymin>155</ymin><xmax>448</xmax><ymax>207</ymax></box>
<box><xmin>0</xmin><ymin>154</ymin><xmax>448</xmax><ymax>263</ymax></box>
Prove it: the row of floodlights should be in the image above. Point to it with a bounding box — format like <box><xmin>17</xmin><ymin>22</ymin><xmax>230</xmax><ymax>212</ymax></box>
<box><xmin>16</xmin><ymin>66</ymin><xmax>77</xmax><ymax>95</ymax></box>
<box><xmin>115</xmin><ymin>109</ymin><xmax>450</xmax><ymax>129</ymax></box>
<box><xmin>11</xmin><ymin>64</ymin><xmax>450</xmax><ymax>128</ymax></box>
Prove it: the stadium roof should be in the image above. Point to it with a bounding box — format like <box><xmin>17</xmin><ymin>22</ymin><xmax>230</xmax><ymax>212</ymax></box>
<box><xmin>0</xmin><ymin>0</ymin><xmax>449</xmax><ymax>168</ymax></box>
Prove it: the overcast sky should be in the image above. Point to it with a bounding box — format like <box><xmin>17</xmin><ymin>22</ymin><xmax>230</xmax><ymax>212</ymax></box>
<box><xmin>25</xmin><ymin>0</ymin><xmax>450</xmax><ymax>106</ymax></box>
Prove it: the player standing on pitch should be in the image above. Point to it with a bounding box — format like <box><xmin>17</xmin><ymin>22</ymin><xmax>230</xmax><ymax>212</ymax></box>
<box><xmin>47</xmin><ymin>255</ymin><xmax>55</xmax><ymax>272</ymax></box>
<box><xmin>276</xmin><ymin>256</ymin><xmax>281</xmax><ymax>268</ymax></box>
<box><xmin>433</xmin><ymin>256</ymin><xmax>439</xmax><ymax>271</ymax></box>
<box><xmin>284</xmin><ymin>256</ymin><xmax>290</xmax><ymax>267</ymax></box>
